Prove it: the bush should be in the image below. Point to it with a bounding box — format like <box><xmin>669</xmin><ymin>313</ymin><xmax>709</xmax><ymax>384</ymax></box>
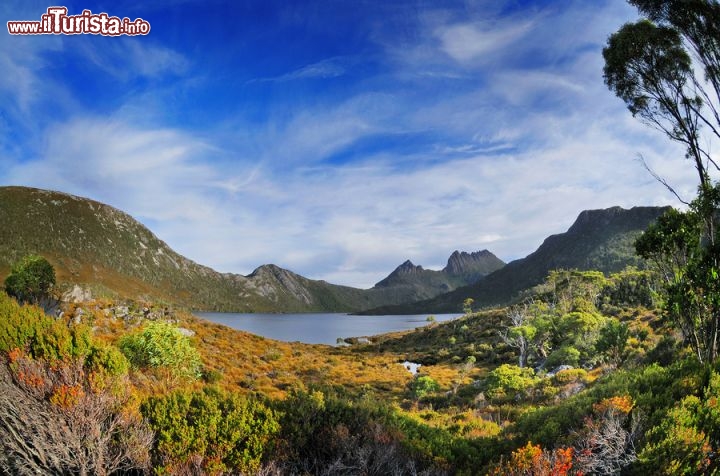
<box><xmin>552</xmin><ymin>368</ymin><xmax>588</xmax><ymax>385</ymax></box>
<box><xmin>0</xmin><ymin>355</ymin><xmax>152</xmax><ymax>474</ymax></box>
<box><xmin>0</xmin><ymin>291</ymin><xmax>92</xmax><ymax>362</ymax></box>
<box><xmin>409</xmin><ymin>375</ymin><xmax>440</xmax><ymax>400</ymax></box>
<box><xmin>119</xmin><ymin>321</ymin><xmax>202</xmax><ymax>380</ymax></box>
<box><xmin>546</xmin><ymin>346</ymin><xmax>581</xmax><ymax>368</ymax></box>
<box><xmin>274</xmin><ymin>388</ymin><xmax>436</xmax><ymax>474</ymax></box>
<box><xmin>486</xmin><ymin>364</ymin><xmax>538</xmax><ymax>401</ymax></box>
<box><xmin>141</xmin><ymin>387</ymin><xmax>279</xmax><ymax>474</ymax></box>
<box><xmin>4</xmin><ymin>255</ymin><xmax>56</xmax><ymax>308</ymax></box>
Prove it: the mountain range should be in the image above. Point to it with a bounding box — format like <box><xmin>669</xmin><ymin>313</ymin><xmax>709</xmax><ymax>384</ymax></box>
<box><xmin>0</xmin><ymin>186</ymin><xmax>502</xmax><ymax>312</ymax></box>
<box><xmin>0</xmin><ymin>186</ymin><xmax>669</xmax><ymax>313</ymax></box>
<box><xmin>360</xmin><ymin>205</ymin><xmax>670</xmax><ymax>314</ymax></box>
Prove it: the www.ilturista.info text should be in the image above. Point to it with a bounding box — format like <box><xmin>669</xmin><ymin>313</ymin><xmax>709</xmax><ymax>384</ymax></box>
<box><xmin>7</xmin><ymin>7</ymin><xmax>150</xmax><ymax>36</ymax></box>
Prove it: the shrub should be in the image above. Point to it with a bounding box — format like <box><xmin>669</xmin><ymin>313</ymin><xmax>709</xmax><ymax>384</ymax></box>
<box><xmin>486</xmin><ymin>364</ymin><xmax>538</xmax><ymax>402</ymax></box>
<box><xmin>409</xmin><ymin>375</ymin><xmax>440</xmax><ymax>400</ymax></box>
<box><xmin>141</xmin><ymin>387</ymin><xmax>279</xmax><ymax>474</ymax></box>
<box><xmin>274</xmin><ymin>388</ymin><xmax>435</xmax><ymax>474</ymax></box>
<box><xmin>552</xmin><ymin>368</ymin><xmax>588</xmax><ymax>385</ymax></box>
<box><xmin>0</xmin><ymin>291</ymin><xmax>92</xmax><ymax>362</ymax></box>
<box><xmin>0</xmin><ymin>351</ymin><xmax>151</xmax><ymax>474</ymax></box>
<box><xmin>4</xmin><ymin>255</ymin><xmax>56</xmax><ymax>308</ymax></box>
<box><xmin>119</xmin><ymin>321</ymin><xmax>202</xmax><ymax>379</ymax></box>
<box><xmin>545</xmin><ymin>346</ymin><xmax>581</xmax><ymax>368</ymax></box>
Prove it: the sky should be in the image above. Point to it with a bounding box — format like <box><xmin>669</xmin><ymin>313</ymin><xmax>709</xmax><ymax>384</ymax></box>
<box><xmin>0</xmin><ymin>0</ymin><xmax>706</xmax><ymax>288</ymax></box>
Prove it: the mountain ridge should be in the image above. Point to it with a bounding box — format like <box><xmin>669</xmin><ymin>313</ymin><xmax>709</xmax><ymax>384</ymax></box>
<box><xmin>0</xmin><ymin>186</ymin><xmax>501</xmax><ymax>312</ymax></box>
<box><xmin>359</xmin><ymin>205</ymin><xmax>671</xmax><ymax>315</ymax></box>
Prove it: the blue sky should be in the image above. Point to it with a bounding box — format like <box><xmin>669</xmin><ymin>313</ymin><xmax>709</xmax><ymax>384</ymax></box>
<box><xmin>0</xmin><ymin>1</ymin><xmax>702</xmax><ymax>288</ymax></box>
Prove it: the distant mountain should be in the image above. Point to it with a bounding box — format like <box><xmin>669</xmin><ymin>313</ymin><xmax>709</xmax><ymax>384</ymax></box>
<box><xmin>0</xmin><ymin>187</ymin><xmax>427</xmax><ymax>312</ymax></box>
<box><xmin>360</xmin><ymin>206</ymin><xmax>671</xmax><ymax>315</ymax></box>
<box><xmin>372</xmin><ymin>250</ymin><xmax>505</xmax><ymax>302</ymax></box>
<box><xmin>443</xmin><ymin>250</ymin><xmax>506</xmax><ymax>280</ymax></box>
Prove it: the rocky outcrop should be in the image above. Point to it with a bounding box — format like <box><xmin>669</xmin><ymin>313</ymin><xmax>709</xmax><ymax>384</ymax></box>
<box><xmin>443</xmin><ymin>250</ymin><xmax>506</xmax><ymax>277</ymax></box>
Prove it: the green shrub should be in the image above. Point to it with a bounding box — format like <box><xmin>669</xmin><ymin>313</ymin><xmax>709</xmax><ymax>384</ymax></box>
<box><xmin>0</xmin><ymin>291</ymin><xmax>91</xmax><ymax>361</ymax></box>
<box><xmin>546</xmin><ymin>346</ymin><xmax>581</xmax><ymax>368</ymax></box>
<box><xmin>486</xmin><ymin>364</ymin><xmax>538</xmax><ymax>401</ymax></box>
<box><xmin>552</xmin><ymin>368</ymin><xmax>588</xmax><ymax>385</ymax></box>
<box><xmin>275</xmin><ymin>388</ymin><xmax>439</xmax><ymax>473</ymax></box>
<box><xmin>409</xmin><ymin>375</ymin><xmax>441</xmax><ymax>400</ymax></box>
<box><xmin>4</xmin><ymin>255</ymin><xmax>56</xmax><ymax>307</ymax></box>
<box><xmin>119</xmin><ymin>321</ymin><xmax>202</xmax><ymax>379</ymax></box>
<box><xmin>142</xmin><ymin>387</ymin><xmax>279</xmax><ymax>474</ymax></box>
<box><xmin>86</xmin><ymin>342</ymin><xmax>129</xmax><ymax>376</ymax></box>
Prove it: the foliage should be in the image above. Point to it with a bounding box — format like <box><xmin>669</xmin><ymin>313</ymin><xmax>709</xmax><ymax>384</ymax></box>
<box><xmin>599</xmin><ymin>267</ymin><xmax>658</xmax><ymax>310</ymax></box>
<box><xmin>409</xmin><ymin>375</ymin><xmax>440</xmax><ymax>400</ymax></box>
<box><xmin>604</xmin><ymin>1</ymin><xmax>720</xmax><ymax>364</ymax></box>
<box><xmin>491</xmin><ymin>442</ymin><xmax>577</xmax><ymax>476</ymax></box>
<box><xmin>635</xmin><ymin>369</ymin><xmax>720</xmax><ymax>475</ymax></box>
<box><xmin>486</xmin><ymin>364</ymin><xmax>539</xmax><ymax>402</ymax></box>
<box><xmin>545</xmin><ymin>346</ymin><xmax>581</xmax><ymax>368</ymax></box>
<box><xmin>635</xmin><ymin>191</ymin><xmax>720</xmax><ymax>363</ymax></box>
<box><xmin>119</xmin><ymin>320</ymin><xmax>202</xmax><ymax>379</ymax></box>
<box><xmin>141</xmin><ymin>387</ymin><xmax>278</xmax><ymax>474</ymax></box>
<box><xmin>273</xmin><ymin>387</ymin><xmax>437</xmax><ymax>474</ymax></box>
<box><xmin>0</xmin><ymin>295</ymin><xmax>151</xmax><ymax>475</ymax></box>
<box><xmin>4</xmin><ymin>255</ymin><xmax>56</xmax><ymax>308</ymax></box>
<box><xmin>574</xmin><ymin>395</ymin><xmax>638</xmax><ymax>475</ymax></box>
<box><xmin>0</xmin><ymin>356</ymin><xmax>153</xmax><ymax>475</ymax></box>
<box><xmin>0</xmin><ymin>291</ymin><xmax>92</xmax><ymax>362</ymax></box>
<box><xmin>463</xmin><ymin>298</ymin><xmax>475</xmax><ymax>315</ymax></box>
<box><xmin>596</xmin><ymin>318</ymin><xmax>631</xmax><ymax>366</ymax></box>
<box><xmin>604</xmin><ymin>0</ymin><xmax>720</xmax><ymax>189</ymax></box>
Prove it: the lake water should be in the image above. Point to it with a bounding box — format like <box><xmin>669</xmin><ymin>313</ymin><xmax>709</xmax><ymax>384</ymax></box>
<box><xmin>194</xmin><ymin>312</ymin><xmax>461</xmax><ymax>345</ymax></box>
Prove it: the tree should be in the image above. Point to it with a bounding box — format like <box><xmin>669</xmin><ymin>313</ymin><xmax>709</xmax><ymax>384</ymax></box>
<box><xmin>603</xmin><ymin>0</ymin><xmax>720</xmax><ymax>193</ymax></box>
<box><xmin>500</xmin><ymin>304</ymin><xmax>536</xmax><ymax>368</ymax></box>
<box><xmin>463</xmin><ymin>298</ymin><xmax>475</xmax><ymax>315</ymax></box>
<box><xmin>635</xmin><ymin>192</ymin><xmax>720</xmax><ymax>363</ymax></box>
<box><xmin>596</xmin><ymin>318</ymin><xmax>630</xmax><ymax>366</ymax></box>
<box><xmin>604</xmin><ymin>1</ymin><xmax>720</xmax><ymax>363</ymax></box>
<box><xmin>4</xmin><ymin>255</ymin><xmax>56</xmax><ymax>309</ymax></box>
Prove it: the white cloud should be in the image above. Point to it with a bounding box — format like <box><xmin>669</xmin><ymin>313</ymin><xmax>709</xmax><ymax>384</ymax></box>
<box><xmin>437</xmin><ymin>20</ymin><xmax>535</xmax><ymax>63</ymax></box>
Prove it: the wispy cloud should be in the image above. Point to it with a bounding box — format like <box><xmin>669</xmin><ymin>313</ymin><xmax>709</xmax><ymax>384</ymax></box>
<box><xmin>250</xmin><ymin>57</ymin><xmax>348</xmax><ymax>83</ymax></box>
<box><xmin>77</xmin><ymin>38</ymin><xmax>189</xmax><ymax>80</ymax></box>
<box><xmin>436</xmin><ymin>20</ymin><xmax>535</xmax><ymax>63</ymax></box>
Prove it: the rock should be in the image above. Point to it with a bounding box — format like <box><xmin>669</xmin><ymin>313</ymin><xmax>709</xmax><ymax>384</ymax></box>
<box><xmin>177</xmin><ymin>327</ymin><xmax>195</xmax><ymax>337</ymax></box>
<box><xmin>63</xmin><ymin>284</ymin><xmax>92</xmax><ymax>303</ymax></box>
<box><xmin>547</xmin><ymin>365</ymin><xmax>574</xmax><ymax>378</ymax></box>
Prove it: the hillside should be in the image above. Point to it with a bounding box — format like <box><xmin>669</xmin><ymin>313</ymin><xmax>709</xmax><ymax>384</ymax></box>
<box><xmin>0</xmin><ymin>187</ymin><xmax>386</xmax><ymax>312</ymax></box>
<box><xmin>0</xmin><ymin>186</ymin><xmax>501</xmax><ymax>313</ymax></box>
<box><xmin>361</xmin><ymin>206</ymin><xmax>670</xmax><ymax>314</ymax></box>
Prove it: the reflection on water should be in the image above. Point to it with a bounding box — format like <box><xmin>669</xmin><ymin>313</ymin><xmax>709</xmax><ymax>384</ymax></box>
<box><xmin>194</xmin><ymin>312</ymin><xmax>461</xmax><ymax>346</ymax></box>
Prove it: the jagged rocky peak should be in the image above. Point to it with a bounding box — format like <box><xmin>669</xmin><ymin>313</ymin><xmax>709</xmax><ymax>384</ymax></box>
<box><xmin>443</xmin><ymin>249</ymin><xmax>505</xmax><ymax>275</ymax></box>
<box><xmin>249</xmin><ymin>264</ymin><xmax>298</xmax><ymax>280</ymax></box>
<box><xmin>393</xmin><ymin>260</ymin><xmax>424</xmax><ymax>275</ymax></box>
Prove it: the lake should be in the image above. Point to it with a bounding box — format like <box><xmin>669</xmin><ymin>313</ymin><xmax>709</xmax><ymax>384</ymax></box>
<box><xmin>194</xmin><ymin>312</ymin><xmax>462</xmax><ymax>345</ymax></box>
